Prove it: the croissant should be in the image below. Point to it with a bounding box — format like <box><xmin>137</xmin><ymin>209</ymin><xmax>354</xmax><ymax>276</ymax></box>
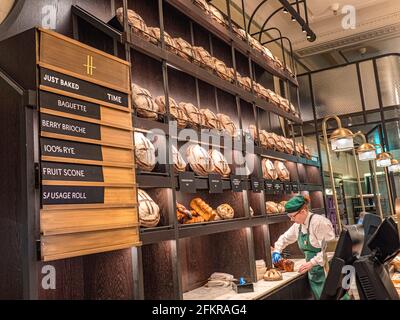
<box><xmin>190</xmin><ymin>198</ymin><xmax>216</xmax><ymax>221</ymax></box>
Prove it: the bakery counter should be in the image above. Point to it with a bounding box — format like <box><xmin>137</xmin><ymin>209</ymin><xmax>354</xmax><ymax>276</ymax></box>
<box><xmin>183</xmin><ymin>259</ymin><xmax>310</xmax><ymax>300</ymax></box>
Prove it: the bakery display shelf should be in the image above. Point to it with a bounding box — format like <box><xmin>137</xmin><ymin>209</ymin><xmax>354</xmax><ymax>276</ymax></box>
<box><xmin>183</xmin><ymin>259</ymin><xmax>306</xmax><ymax>300</ymax></box>
<box><xmin>133</xmin><ymin>116</ymin><xmax>170</xmax><ymax>133</ymax></box>
<box><xmin>178</xmin><ymin>216</ymin><xmax>261</xmax><ymax>239</ymax></box>
<box><xmin>300</xmin><ymin>184</ymin><xmax>323</xmax><ymax>192</ymax></box>
<box><xmin>266</xmin><ymin>214</ymin><xmax>289</xmax><ymax>224</ymax></box>
<box><xmin>165</xmin><ymin>0</ymin><xmax>298</xmax><ymax>87</ymax></box>
<box><xmin>297</xmin><ymin>157</ymin><xmax>320</xmax><ymax>167</ymax></box>
<box><xmin>254</xmin><ymin>146</ymin><xmax>300</xmax><ymax>163</ymax></box>
<box><xmin>140</xmin><ymin>226</ymin><xmax>176</xmax><ymax>244</ymax></box>
<box><xmin>174</xmin><ymin>175</ymin><xmax>245</xmax><ymax>191</ymax></box>
<box><xmin>122</xmin><ymin>33</ymin><xmax>301</xmax><ymax>124</ymax></box>
<box><xmin>137</xmin><ymin>173</ymin><xmax>173</xmax><ymax>188</ymax></box>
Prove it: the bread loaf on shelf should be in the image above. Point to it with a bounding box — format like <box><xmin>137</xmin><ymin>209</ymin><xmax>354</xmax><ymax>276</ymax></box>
<box><xmin>192</xmin><ymin>46</ymin><xmax>215</xmax><ymax>71</ymax></box>
<box><xmin>134</xmin><ymin>132</ymin><xmax>156</xmax><ymax>172</ymax></box>
<box><xmin>217</xmin><ymin>113</ymin><xmax>237</xmax><ymax>137</ymax></box>
<box><xmin>266</xmin><ymin>201</ymin><xmax>280</xmax><ymax>214</ymax></box>
<box><xmin>132</xmin><ymin>83</ymin><xmax>159</xmax><ymax>119</ymax></box>
<box><xmin>274</xmin><ymin>160</ymin><xmax>290</xmax><ymax>182</ymax></box>
<box><xmin>209</xmin><ymin>5</ymin><xmax>226</xmax><ymax>26</ymax></box>
<box><xmin>262</xmin><ymin>158</ymin><xmax>278</xmax><ymax>180</ymax></box>
<box><xmin>263</xmin><ymin>269</ymin><xmax>283</xmax><ymax>281</ymax></box>
<box><xmin>199</xmin><ymin>108</ymin><xmax>221</xmax><ymax>130</ymax></box>
<box><xmin>283</xmin><ymin>137</ymin><xmax>295</xmax><ymax>155</ymax></box>
<box><xmin>172</xmin><ymin>145</ymin><xmax>187</xmax><ymax>173</ymax></box>
<box><xmin>180</xmin><ymin>102</ymin><xmax>202</xmax><ymax>127</ymax></box>
<box><xmin>147</xmin><ymin>27</ymin><xmax>176</xmax><ymax>49</ymax></box>
<box><xmin>174</xmin><ymin>37</ymin><xmax>194</xmax><ymax>61</ymax></box>
<box><xmin>138</xmin><ymin>189</ymin><xmax>160</xmax><ymax>228</ymax></box>
<box><xmin>176</xmin><ymin>202</ymin><xmax>193</xmax><ymax>224</ymax></box>
<box><xmin>190</xmin><ymin>198</ymin><xmax>217</xmax><ymax>221</ymax></box>
<box><xmin>237</xmin><ymin>75</ymin><xmax>252</xmax><ymax>92</ymax></box>
<box><xmin>186</xmin><ymin>144</ymin><xmax>215</xmax><ymax>176</ymax></box>
<box><xmin>116</xmin><ymin>8</ymin><xmax>149</xmax><ymax>40</ymax></box>
<box><xmin>209</xmin><ymin>149</ymin><xmax>231</xmax><ymax>177</ymax></box>
<box><xmin>213</xmin><ymin>58</ymin><xmax>235</xmax><ymax>82</ymax></box>
<box><xmin>273</xmin><ymin>134</ymin><xmax>286</xmax><ymax>153</ymax></box>
<box><xmin>194</xmin><ymin>0</ymin><xmax>210</xmax><ymax>13</ymax></box>
<box><xmin>216</xmin><ymin>204</ymin><xmax>234</xmax><ymax>220</ymax></box>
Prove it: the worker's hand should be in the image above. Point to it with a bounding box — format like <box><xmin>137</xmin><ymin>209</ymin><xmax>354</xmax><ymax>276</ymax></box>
<box><xmin>298</xmin><ymin>262</ymin><xmax>314</xmax><ymax>274</ymax></box>
<box><xmin>272</xmin><ymin>252</ymin><xmax>282</xmax><ymax>264</ymax></box>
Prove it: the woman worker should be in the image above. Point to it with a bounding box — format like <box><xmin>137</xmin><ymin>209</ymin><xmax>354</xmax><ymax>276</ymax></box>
<box><xmin>272</xmin><ymin>195</ymin><xmax>336</xmax><ymax>299</ymax></box>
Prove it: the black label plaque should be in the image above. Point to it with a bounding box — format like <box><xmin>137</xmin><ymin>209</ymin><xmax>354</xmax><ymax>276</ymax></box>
<box><xmin>284</xmin><ymin>183</ymin><xmax>292</xmax><ymax>194</ymax></box>
<box><xmin>42</xmin><ymin>185</ymin><xmax>104</xmax><ymax>205</ymax></box>
<box><xmin>41</xmin><ymin>114</ymin><xmax>101</xmax><ymax>140</ymax></box>
<box><xmin>208</xmin><ymin>174</ymin><xmax>223</xmax><ymax>194</ymax></box>
<box><xmin>265</xmin><ymin>180</ymin><xmax>274</xmax><ymax>194</ymax></box>
<box><xmin>230</xmin><ymin>175</ymin><xmax>243</xmax><ymax>192</ymax></box>
<box><xmin>40</xmin><ymin>68</ymin><xmax>129</xmax><ymax>108</ymax></box>
<box><xmin>274</xmin><ymin>182</ymin><xmax>283</xmax><ymax>194</ymax></box>
<box><xmin>41</xmin><ymin>138</ymin><xmax>103</xmax><ymax>161</ymax></box>
<box><xmin>178</xmin><ymin>172</ymin><xmax>196</xmax><ymax>193</ymax></box>
<box><xmin>41</xmin><ymin>162</ymin><xmax>104</xmax><ymax>182</ymax></box>
<box><xmin>292</xmin><ymin>183</ymin><xmax>299</xmax><ymax>193</ymax></box>
<box><xmin>40</xmin><ymin>91</ymin><xmax>101</xmax><ymax>119</ymax></box>
<box><xmin>251</xmin><ymin>177</ymin><xmax>263</xmax><ymax>193</ymax></box>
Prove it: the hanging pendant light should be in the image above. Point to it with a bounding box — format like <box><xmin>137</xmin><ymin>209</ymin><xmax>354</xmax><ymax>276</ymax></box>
<box><xmin>329</xmin><ymin>128</ymin><xmax>354</xmax><ymax>152</ymax></box>
<box><xmin>376</xmin><ymin>152</ymin><xmax>393</xmax><ymax>168</ymax></box>
<box><xmin>389</xmin><ymin>159</ymin><xmax>400</xmax><ymax>173</ymax></box>
<box><xmin>357</xmin><ymin>143</ymin><xmax>376</xmax><ymax>161</ymax></box>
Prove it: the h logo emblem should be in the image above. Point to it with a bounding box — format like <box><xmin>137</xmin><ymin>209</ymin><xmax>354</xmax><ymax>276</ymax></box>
<box><xmin>84</xmin><ymin>55</ymin><xmax>96</xmax><ymax>76</ymax></box>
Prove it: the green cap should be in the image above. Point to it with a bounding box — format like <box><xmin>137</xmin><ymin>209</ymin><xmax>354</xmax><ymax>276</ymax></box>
<box><xmin>285</xmin><ymin>195</ymin><xmax>306</xmax><ymax>213</ymax></box>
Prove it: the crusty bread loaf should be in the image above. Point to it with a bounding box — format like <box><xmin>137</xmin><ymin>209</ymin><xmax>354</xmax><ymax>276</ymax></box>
<box><xmin>277</xmin><ymin>203</ymin><xmax>286</xmax><ymax>214</ymax></box>
<box><xmin>186</xmin><ymin>144</ymin><xmax>215</xmax><ymax>176</ymax></box>
<box><xmin>132</xmin><ymin>83</ymin><xmax>159</xmax><ymax>119</ymax></box>
<box><xmin>138</xmin><ymin>189</ymin><xmax>160</xmax><ymax>228</ymax></box>
<box><xmin>213</xmin><ymin>58</ymin><xmax>235</xmax><ymax>82</ymax></box>
<box><xmin>268</xmin><ymin>89</ymin><xmax>281</xmax><ymax>106</ymax></box>
<box><xmin>192</xmin><ymin>46</ymin><xmax>215</xmax><ymax>71</ymax></box>
<box><xmin>262</xmin><ymin>158</ymin><xmax>278</xmax><ymax>180</ymax></box>
<box><xmin>237</xmin><ymin>75</ymin><xmax>252</xmax><ymax>92</ymax></box>
<box><xmin>172</xmin><ymin>145</ymin><xmax>187</xmax><ymax>173</ymax></box>
<box><xmin>209</xmin><ymin>5</ymin><xmax>226</xmax><ymax>26</ymax></box>
<box><xmin>217</xmin><ymin>113</ymin><xmax>237</xmax><ymax>137</ymax></box>
<box><xmin>155</xmin><ymin>96</ymin><xmax>187</xmax><ymax>128</ymax></box>
<box><xmin>266</xmin><ymin>201</ymin><xmax>280</xmax><ymax>214</ymax></box>
<box><xmin>180</xmin><ymin>102</ymin><xmax>202</xmax><ymax>127</ymax></box>
<box><xmin>199</xmin><ymin>108</ymin><xmax>221</xmax><ymax>130</ymax></box>
<box><xmin>209</xmin><ymin>149</ymin><xmax>231</xmax><ymax>177</ymax></box>
<box><xmin>274</xmin><ymin>160</ymin><xmax>290</xmax><ymax>182</ymax></box>
<box><xmin>134</xmin><ymin>132</ymin><xmax>156</xmax><ymax>172</ymax></box>
<box><xmin>216</xmin><ymin>204</ymin><xmax>234</xmax><ymax>220</ymax></box>
<box><xmin>194</xmin><ymin>0</ymin><xmax>210</xmax><ymax>13</ymax></box>
<box><xmin>283</xmin><ymin>137</ymin><xmax>295</xmax><ymax>155</ymax></box>
<box><xmin>174</xmin><ymin>37</ymin><xmax>194</xmax><ymax>61</ymax></box>
<box><xmin>116</xmin><ymin>8</ymin><xmax>149</xmax><ymax>40</ymax></box>
<box><xmin>304</xmin><ymin>145</ymin><xmax>312</xmax><ymax>160</ymax></box>
<box><xmin>273</xmin><ymin>134</ymin><xmax>286</xmax><ymax>153</ymax></box>
<box><xmin>263</xmin><ymin>269</ymin><xmax>283</xmax><ymax>281</ymax></box>
<box><xmin>147</xmin><ymin>27</ymin><xmax>176</xmax><ymax>49</ymax></box>
<box><xmin>274</xmin><ymin>259</ymin><xmax>295</xmax><ymax>272</ymax></box>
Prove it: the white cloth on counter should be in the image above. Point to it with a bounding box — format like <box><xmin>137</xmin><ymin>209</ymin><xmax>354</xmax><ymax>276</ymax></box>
<box><xmin>274</xmin><ymin>211</ymin><xmax>335</xmax><ymax>267</ymax></box>
<box><xmin>205</xmin><ymin>272</ymin><xmax>235</xmax><ymax>288</ymax></box>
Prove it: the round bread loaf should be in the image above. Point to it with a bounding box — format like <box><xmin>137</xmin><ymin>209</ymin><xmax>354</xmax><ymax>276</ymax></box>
<box><xmin>214</xmin><ymin>58</ymin><xmax>235</xmax><ymax>82</ymax></box>
<box><xmin>209</xmin><ymin>149</ymin><xmax>231</xmax><ymax>177</ymax></box>
<box><xmin>192</xmin><ymin>46</ymin><xmax>215</xmax><ymax>71</ymax></box>
<box><xmin>304</xmin><ymin>146</ymin><xmax>312</xmax><ymax>160</ymax></box>
<box><xmin>261</xmin><ymin>46</ymin><xmax>275</xmax><ymax>60</ymax></box>
<box><xmin>116</xmin><ymin>8</ymin><xmax>149</xmax><ymax>40</ymax></box>
<box><xmin>209</xmin><ymin>5</ymin><xmax>226</xmax><ymax>26</ymax></box>
<box><xmin>259</xmin><ymin>131</ymin><xmax>277</xmax><ymax>150</ymax></box>
<box><xmin>138</xmin><ymin>189</ymin><xmax>160</xmax><ymax>228</ymax></box>
<box><xmin>262</xmin><ymin>158</ymin><xmax>278</xmax><ymax>180</ymax></box>
<box><xmin>263</xmin><ymin>269</ymin><xmax>283</xmax><ymax>281</ymax></box>
<box><xmin>180</xmin><ymin>102</ymin><xmax>202</xmax><ymax>127</ymax></box>
<box><xmin>174</xmin><ymin>37</ymin><xmax>194</xmax><ymax>61</ymax></box>
<box><xmin>249</xmin><ymin>37</ymin><xmax>265</xmax><ymax>54</ymax></box>
<box><xmin>283</xmin><ymin>137</ymin><xmax>295</xmax><ymax>155</ymax></box>
<box><xmin>147</xmin><ymin>27</ymin><xmax>176</xmax><ymax>51</ymax></box>
<box><xmin>155</xmin><ymin>96</ymin><xmax>187</xmax><ymax>128</ymax></box>
<box><xmin>134</xmin><ymin>132</ymin><xmax>156</xmax><ymax>172</ymax></box>
<box><xmin>268</xmin><ymin>89</ymin><xmax>281</xmax><ymax>106</ymax></box>
<box><xmin>186</xmin><ymin>144</ymin><xmax>215</xmax><ymax>176</ymax></box>
<box><xmin>216</xmin><ymin>204</ymin><xmax>234</xmax><ymax>220</ymax></box>
<box><xmin>273</xmin><ymin>134</ymin><xmax>286</xmax><ymax>153</ymax></box>
<box><xmin>275</xmin><ymin>160</ymin><xmax>290</xmax><ymax>181</ymax></box>
<box><xmin>172</xmin><ymin>145</ymin><xmax>187</xmax><ymax>173</ymax></box>
<box><xmin>237</xmin><ymin>75</ymin><xmax>252</xmax><ymax>92</ymax></box>
<box><xmin>279</xmin><ymin>97</ymin><xmax>290</xmax><ymax>112</ymax></box>
<box><xmin>266</xmin><ymin>201</ymin><xmax>280</xmax><ymax>214</ymax></box>
<box><xmin>199</xmin><ymin>108</ymin><xmax>221</xmax><ymax>130</ymax></box>
<box><xmin>217</xmin><ymin>113</ymin><xmax>237</xmax><ymax>137</ymax></box>
<box><xmin>132</xmin><ymin>83</ymin><xmax>159</xmax><ymax>119</ymax></box>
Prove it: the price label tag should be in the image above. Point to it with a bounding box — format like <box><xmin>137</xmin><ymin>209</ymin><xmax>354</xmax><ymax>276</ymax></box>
<box><xmin>251</xmin><ymin>177</ymin><xmax>264</xmax><ymax>193</ymax></box>
<box><xmin>230</xmin><ymin>175</ymin><xmax>243</xmax><ymax>192</ymax></box>
<box><xmin>208</xmin><ymin>174</ymin><xmax>223</xmax><ymax>194</ymax></box>
<box><xmin>178</xmin><ymin>172</ymin><xmax>196</xmax><ymax>193</ymax></box>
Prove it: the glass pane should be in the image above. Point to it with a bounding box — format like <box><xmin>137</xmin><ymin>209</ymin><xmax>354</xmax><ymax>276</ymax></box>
<box><xmin>298</xmin><ymin>75</ymin><xmax>314</xmax><ymax>122</ymax></box>
<box><xmin>359</xmin><ymin>61</ymin><xmax>379</xmax><ymax>111</ymax></box>
<box><xmin>376</xmin><ymin>56</ymin><xmax>400</xmax><ymax>107</ymax></box>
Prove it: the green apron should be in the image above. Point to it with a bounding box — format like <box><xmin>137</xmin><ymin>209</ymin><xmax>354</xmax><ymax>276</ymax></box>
<box><xmin>297</xmin><ymin>214</ymin><xmax>326</xmax><ymax>300</ymax></box>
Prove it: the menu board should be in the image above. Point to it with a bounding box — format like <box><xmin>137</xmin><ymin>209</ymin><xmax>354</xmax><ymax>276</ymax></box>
<box><xmin>38</xmin><ymin>29</ymin><xmax>140</xmax><ymax>262</ymax></box>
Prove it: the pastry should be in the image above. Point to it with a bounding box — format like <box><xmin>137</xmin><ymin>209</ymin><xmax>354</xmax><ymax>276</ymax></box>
<box><xmin>274</xmin><ymin>259</ymin><xmax>295</xmax><ymax>272</ymax></box>
<box><xmin>116</xmin><ymin>8</ymin><xmax>149</xmax><ymax>40</ymax></box>
<box><xmin>199</xmin><ymin>108</ymin><xmax>221</xmax><ymax>130</ymax></box>
<box><xmin>194</xmin><ymin>0</ymin><xmax>210</xmax><ymax>13</ymax></box>
<box><xmin>186</xmin><ymin>144</ymin><xmax>214</xmax><ymax>176</ymax></box>
<box><xmin>214</xmin><ymin>58</ymin><xmax>235</xmax><ymax>82</ymax></box>
<box><xmin>132</xmin><ymin>83</ymin><xmax>159</xmax><ymax>119</ymax></box>
<box><xmin>216</xmin><ymin>204</ymin><xmax>234</xmax><ymax>220</ymax></box>
<box><xmin>263</xmin><ymin>269</ymin><xmax>283</xmax><ymax>281</ymax></box>
<box><xmin>174</xmin><ymin>37</ymin><xmax>194</xmax><ymax>61</ymax></box>
<box><xmin>274</xmin><ymin>160</ymin><xmax>290</xmax><ymax>181</ymax></box>
<box><xmin>192</xmin><ymin>46</ymin><xmax>215</xmax><ymax>71</ymax></box>
<box><xmin>262</xmin><ymin>158</ymin><xmax>278</xmax><ymax>180</ymax></box>
<box><xmin>180</xmin><ymin>102</ymin><xmax>202</xmax><ymax>127</ymax></box>
<box><xmin>138</xmin><ymin>189</ymin><xmax>160</xmax><ymax>228</ymax></box>
<box><xmin>176</xmin><ymin>202</ymin><xmax>192</xmax><ymax>224</ymax></box>
<box><xmin>172</xmin><ymin>145</ymin><xmax>187</xmax><ymax>172</ymax></box>
<box><xmin>190</xmin><ymin>198</ymin><xmax>217</xmax><ymax>221</ymax></box>
<box><xmin>134</xmin><ymin>132</ymin><xmax>156</xmax><ymax>172</ymax></box>
<box><xmin>217</xmin><ymin>113</ymin><xmax>237</xmax><ymax>137</ymax></box>
<box><xmin>209</xmin><ymin>5</ymin><xmax>226</xmax><ymax>26</ymax></box>
<box><xmin>266</xmin><ymin>201</ymin><xmax>280</xmax><ymax>214</ymax></box>
<box><xmin>209</xmin><ymin>149</ymin><xmax>231</xmax><ymax>177</ymax></box>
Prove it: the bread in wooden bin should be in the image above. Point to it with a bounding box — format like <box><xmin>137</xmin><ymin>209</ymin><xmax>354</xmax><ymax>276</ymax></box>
<box><xmin>116</xmin><ymin>8</ymin><xmax>149</xmax><ymax>40</ymax></box>
<box><xmin>263</xmin><ymin>269</ymin><xmax>283</xmax><ymax>281</ymax></box>
<box><xmin>266</xmin><ymin>201</ymin><xmax>280</xmax><ymax>214</ymax></box>
<box><xmin>278</xmin><ymin>97</ymin><xmax>290</xmax><ymax>112</ymax></box>
<box><xmin>267</xmin><ymin>89</ymin><xmax>281</xmax><ymax>106</ymax></box>
<box><xmin>180</xmin><ymin>102</ymin><xmax>202</xmax><ymax>127</ymax></box>
<box><xmin>176</xmin><ymin>202</ymin><xmax>193</xmax><ymax>224</ymax></box>
<box><xmin>277</xmin><ymin>203</ymin><xmax>286</xmax><ymax>214</ymax></box>
<box><xmin>192</xmin><ymin>46</ymin><xmax>215</xmax><ymax>71</ymax></box>
<box><xmin>186</xmin><ymin>144</ymin><xmax>215</xmax><ymax>176</ymax></box>
<box><xmin>209</xmin><ymin>5</ymin><xmax>226</xmax><ymax>26</ymax></box>
<box><xmin>132</xmin><ymin>83</ymin><xmax>159</xmax><ymax>119</ymax></box>
<box><xmin>237</xmin><ymin>75</ymin><xmax>252</xmax><ymax>92</ymax></box>
<box><xmin>262</xmin><ymin>158</ymin><xmax>278</xmax><ymax>180</ymax></box>
<box><xmin>147</xmin><ymin>27</ymin><xmax>176</xmax><ymax>49</ymax></box>
<box><xmin>199</xmin><ymin>108</ymin><xmax>221</xmax><ymax>130</ymax></box>
<box><xmin>274</xmin><ymin>160</ymin><xmax>290</xmax><ymax>182</ymax></box>
<box><xmin>216</xmin><ymin>204</ymin><xmax>235</xmax><ymax>220</ymax></box>
<box><xmin>172</xmin><ymin>145</ymin><xmax>187</xmax><ymax>173</ymax></box>
<box><xmin>190</xmin><ymin>198</ymin><xmax>217</xmax><ymax>221</ymax></box>
<box><xmin>194</xmin><ymin>0</ymin><xmax>210</xmax><ymax>13</ymax></box>
<box><xmin>134</xmin><ymin>132</ymin><xmax>156</xmax><ymax>172</ymax></box>
<box><xmin>155</xmin><ymin>96</ymin><xmax>187</xmax><ymax>128</ymax></box>
<box><xmin>174</xmin><ymin>37</ymin><xmax>194</xmax><ymax>61</ymax></box>
<box><xmin>209</xmin><ymin>149</ymin><xmax>231</xmax><ymax>177</ymax></box>
<box><xmin>217</xmin><ymin>113</ymin><xmax>237</xmax><ymax>137</ymax></box>
<box><xmin>138</xmin><ymin>189</ymin><xmax>160</xmax><ymax>228</ymax></box>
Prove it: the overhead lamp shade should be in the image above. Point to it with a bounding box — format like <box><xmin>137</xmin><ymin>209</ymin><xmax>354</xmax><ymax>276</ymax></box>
<box><xmin>357</xmin><ymin>143</ymin><xmax>376</xmax><ymax>161</ymax></box>
<box><xmin>376</xmin><ymin>152</ymin><xmax>393</xmax><ymax>168</ymax></box>
<box><xmin>389</xmin><ymin>159</ymin><xmax>400</xmax><ymax>173</ymax></box>
<box><xmin>330</xmin><ymin>128</ymin><xmax>354</xmax><ymax>152</ymax></box>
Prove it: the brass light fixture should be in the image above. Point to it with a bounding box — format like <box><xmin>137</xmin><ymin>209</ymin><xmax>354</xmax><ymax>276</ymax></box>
<box><xmin>357</xmin><ymin>142</ymin><xmax>377</xmax><ymax>162</ymax></box>
<box><xmin>376</xmin><ymin>152</ymin><xmax>393</xmax><ymax>168</ymax></box>
<box><xmin>330</xmin><ymin>127</ymin><xmax>354</xmax><ymax>152</ymax></box>
<box><xmin>389</xmin><ymin>159</ymin><xmax>400</xmax><ymax>173</ymax></box>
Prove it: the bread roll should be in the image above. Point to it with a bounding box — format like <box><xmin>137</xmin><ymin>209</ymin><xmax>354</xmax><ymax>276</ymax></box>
<box><xmin>262</xmin><ymin>158</ymin><xmax>278</xmax><ymax>180</ymax></box>
<box><xmin>266</xmin><ymin>201</ymin><xmax>280</xmax><ymax>214</ymax></box>
<box><xmin>116</xmin><ymin>8</ymin><xmax>149</xmax><ymax>40</ymax></box>
<box><xmin>216</xmin><ymin>204</ymin><xmax>234</xmax><ymax>220</ymax></box>
<box><xmin>192</xmin><ymin>46</ymin><xmax>215</xmax><ymax>71</ymax></box>
<box><xmin>199</xmin><ymin>108</ymin><xmax>221</xmax><ymax>130</ymax></box>
<box><xmin>155</xmin><ymin>96</ymin><xmax>187</xmax><ymax>128</ymax></box>
<box><xmin>174</xmin><ymin>37</ymin><xmax>194</xmax><ymax>61</ymax></box>
<box><xmin>209</xmin><ymin>5</ymin><xmax>226</xmax><ymax>26</ymax></box>
<box><xmin>186</xmin><ymin>144</ymin><xmax>215</xmax><ymax>176</ymax></box>
<box><xmin>209</xmin><ymin>149</ymin><xmax>231</xmax><ymax>177</ymax></box>
<box><xmin>134</xmin><ymin>132</ymin><xmax>156</xmax><ymax>172</ymax></box>
<box><xmin>217</xmin><ymin>113</ymin><xmax>237</xmax><ymax>137</ymax></box>
<box><xmin>180</xmin><ymin>102</ymin><xmax>202</xmax><ymax>127</ymax></box>
<box><xmin>132</xmin><ymin>83</ymin><xmax>159</xmax><ymax>119</ymax></box>
<box><xmin>274</xmin><ymin>160</ymin><xmax>290</xmax><ymax>181</ymax></box>
<box><xmin>263</xmin><ymin>269</ymin><xmax>283</xmax><ymax>281</ymax></box>
<box><xmin>172</xmin><ymin>145</ymin><xmax>187</xmax><ymax>173</ymax></box>
<box><xmin>138</xmin><ymin>189</ymin><xmax>160</xmax><ymax>228</ymax></box>
<box><xmin>147</xmin><ymin>27</ymin><xmax>175</xmax><ymax>49</ymax></box>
